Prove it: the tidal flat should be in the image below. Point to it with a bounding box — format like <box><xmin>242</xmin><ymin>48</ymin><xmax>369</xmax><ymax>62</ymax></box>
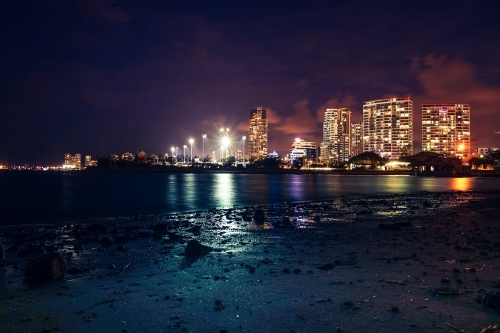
<box><xmin>1</xmin><ymin>190</ymin><xmax>500</xmax><ymax>332</ymax></box>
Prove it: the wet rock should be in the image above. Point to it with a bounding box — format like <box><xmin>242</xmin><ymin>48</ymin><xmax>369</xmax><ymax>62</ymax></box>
<box><xmin>318</xmin><ymin>263</ymin><xmax>335</xmax><ymax>270</ymax></box>
<box><xmin>214</xmin><ymin>299</ymin><xmax>225</xmax><ymax>311</ymax></box>
<box><xmin>185</xmin><ymin>239</ymin><xmax>212</xmax><ymax>256</ymax></box>
<box><xmin>481</xmin><ymin>290</ymin><xmax>500</xmax><ymax>310</ymax></box>
<box><xmin>282</xmin><ymin>216</ymin><xmax>291</xmax><ymax>225</ymax></box>
<box><xmin>241</xmin><ymin>212</ymin><xmax>252</xmax><ymax>222</ymax></box>
<box><xmin>24</xmin><ymin>252</ymin><xmax>67</xmax><ymax>282</ymax></box>
<box><xmin>253</xmin><ymin>209</ymin><xmax>265</xmax><ymax>224</ymax></box>
<box><xmin>390</xmin><ymin>306</ymin><xmax>400</xmax><ymax>313</ymax></box>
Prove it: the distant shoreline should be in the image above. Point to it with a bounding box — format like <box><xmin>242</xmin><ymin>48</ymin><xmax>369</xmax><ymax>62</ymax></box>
<box><xmin>81</xmin><ymin>167</ymin><xmax>414</xmax><ymax>175</ymax></box>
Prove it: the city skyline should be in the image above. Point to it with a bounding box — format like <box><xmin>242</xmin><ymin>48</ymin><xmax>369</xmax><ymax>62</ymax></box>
<box><xmin>1</xmin><ymin>1</ymin><xmax>499</xmax><ymax>165</ymax></box>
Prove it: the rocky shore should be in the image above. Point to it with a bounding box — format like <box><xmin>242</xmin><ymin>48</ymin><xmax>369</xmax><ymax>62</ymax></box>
<box><xmin>1</xmin><ymin>190</ymin><xmax>500</xmax><ymax>332</ymax></box>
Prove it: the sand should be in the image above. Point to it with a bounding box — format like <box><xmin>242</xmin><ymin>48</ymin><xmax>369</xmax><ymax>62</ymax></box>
<box><xmin>1</xmin><ymin>190</ymin><xmax>500</xmax><ymax>333</ymax></box>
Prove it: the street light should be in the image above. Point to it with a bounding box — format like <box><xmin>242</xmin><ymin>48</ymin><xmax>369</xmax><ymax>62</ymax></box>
<box><xmin>171</xmin><ymin>147</ymin><xmax>175</xmax><ymax>164</ymax></box>
<box><xmin>221</xmin><ymin>136</ymin><xmax>230</xmax><ymax>160</ymax></box>
<box><xmin>242</xmin><ymin>136</ymin><xmax>246</xmax><ymax>162</ymax></box>
<box><xmin>202</xmin><ymin>134</ymin><xmax>207</xmax><ymax>162</ymax></box>
<box><xmin>183</xmin><ymin>145</ymin><xmax>187</xmax><ymax>163</ymax></box>
<box><xmin>189</xmin><ymin>138</ymin><xmax>194</xmax><ymax>163</ymax></box>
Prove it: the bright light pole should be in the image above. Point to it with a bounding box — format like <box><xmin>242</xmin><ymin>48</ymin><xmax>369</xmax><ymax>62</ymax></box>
<box><xmin>189</xmin><ymin>138</ymin><xmax>194</xmax><ymax>163</ymax></box>
<box><xmin>202</xmin><ymin>134</ymin><xmax>207</xmax><ymax>162</ymax></box>
<box><xmin>183</xmin><ymin>145</ymin><xmax>187</xmax><ymax>163</ymax></box>
<box><xmin>242</xmin><ymin>136</ymin><xmax>246</xmax><ymax>162</ymax></box>
<box><xmin>221</xmin><ymin>136</ymin><xmax>230</xmax><ymax>160</ymax></box>
<box><xmin>171</xmin><ymin>147</ymin><xmax>175</xmax><ymax>164</ymax></box>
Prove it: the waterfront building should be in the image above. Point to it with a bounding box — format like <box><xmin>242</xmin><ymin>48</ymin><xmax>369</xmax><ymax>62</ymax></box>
<box><xmin>422</xmin><ymin>104</ymin><xmax>471</xmax><ymax>159</ymax></box>
<box><xmin>476</xmin><ymin>148</ymin><xmax>499</xmax><ymax>158</ymax></box>
<box><xmin>84</xmin><ymin>155</ymin><xmax>91</xmax><ymax>167</ymax></box>
<box><xmin>122</xmin><ymin>152</ymin><xmax>135</xmax><ymax>161</ymax></box>
<box><xmin>63</xmin><ymin>153</ymin><xmax>81</xmax><ymax>170</ymax></box>
<box><xmin>248</xmin><ymin>107</ymin><xmax>268</xmax><ymax>161</ymax></box>
<box><xmin>320</xmin><ymin>108</ymin><xmax>351</xmax><ymax>164</ymax></box>
<box><xmin>362</xmin><ymin>97</ymin><xmax>413</xmax><ymax>159</ymax></box>
<box><xmin>289</xmin><ymin>138</ymin><xmax>317</xmax><ymax>162</ymax></box>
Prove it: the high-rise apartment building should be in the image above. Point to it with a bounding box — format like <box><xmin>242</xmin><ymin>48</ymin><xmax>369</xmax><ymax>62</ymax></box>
<box><xmin>248</xmin><ymin>107</ymin><xmax>268</xmax><ymax>160</ymax></box>
<box><xmin>351</xmin><ymin>120</ymin><xmax>363</xmax><ymax>157</ymax></box>
<box><xmin>320</xmin><ymin>108</ymin><xmax>351</xmax><ymax>163</ymax></box>
<box><xmin>362</xmin><ymin>97</ymin><xmax>413</xmax><ymax>159</ymax></box>
<box><xmin>422</xmin><ymin>104</ymin><xmax>470</xmax><ymax>158</ymax></box>
<box><xmin>63</xmin><ymin>153</ymin><xmax>81</xmax><ymax>170</ymax></box>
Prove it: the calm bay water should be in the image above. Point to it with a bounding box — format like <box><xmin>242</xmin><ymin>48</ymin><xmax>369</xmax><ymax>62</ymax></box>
<box><xmin>1</xmin><ymin>170</ymin><xmax>500</xmax><ymax>226</ymax></box>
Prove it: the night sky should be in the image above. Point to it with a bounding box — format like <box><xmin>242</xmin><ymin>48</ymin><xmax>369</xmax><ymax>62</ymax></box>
<box><xmin>2</xmin><ymin>0</ymin><xmax>499</xmax><ymax>165</ymax></box>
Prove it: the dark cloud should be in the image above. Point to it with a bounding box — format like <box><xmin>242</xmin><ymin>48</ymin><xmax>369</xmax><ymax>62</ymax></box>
<box><xmin>411</xmin><ymin>55</ymin><xmax>500</xmax><ymax>149</ymax></box>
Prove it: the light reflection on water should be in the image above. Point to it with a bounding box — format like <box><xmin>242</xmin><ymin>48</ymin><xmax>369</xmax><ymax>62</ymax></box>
<box><xmin>450</xmin><ymin>177</ymin><xmax>472</xmax><ymax>191</ymax></box>
<box><xmin>214</xmin><ymin>173</ymin><xmax>235</xmax><ymax>208</ymax></box>
<box><xmin>1</xmin><ymin>171</ymin><xmax>500</xmax><ymax>225</ymax></box>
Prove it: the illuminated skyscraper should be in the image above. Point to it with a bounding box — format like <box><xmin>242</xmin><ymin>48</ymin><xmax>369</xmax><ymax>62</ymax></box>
<box><xmin>362</xmin><ymin>97</ymin><xmax>413</xmax><ymax>159</ymax></box>
<box><xmin>63</xmin><ymin>153</ymin><xmax>81</xmax><ymax>169</ymax></box>
<box><xmin>248</xmin><ymin>107</ymin><xmax>268</xmax><ymax>160</ymax></box>
<box><xmin>320</xmin><ymin>108</ymin><xmax>351</xmax><ymax>163</ymax></box>
<box><xmin>422</xmin><ymin>104</ymin><xmax>470</xmax><ymax>158</ymax></box>
<box><xmin>350</xmin><ymin>120</ymin><xmax>363</xmax><ymax>157</ymax></box>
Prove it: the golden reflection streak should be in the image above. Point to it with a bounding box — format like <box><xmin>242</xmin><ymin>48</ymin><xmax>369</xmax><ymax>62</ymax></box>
<box><xmin>450</xmin><ymin>177</ymin><xmax>472</xmax><ymax>191</ymax></box>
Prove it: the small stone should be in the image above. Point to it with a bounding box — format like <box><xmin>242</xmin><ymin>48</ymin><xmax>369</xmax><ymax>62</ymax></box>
<box><xmin>214</xmin><ymin>299</ymin><xmax>225</xmax><ymax>311</ymax></box>
<box><xmin>185</xmin><ymin>240</ymin><xmax>212</xmax><ymax>256</ymax></box>
<box><xmin>318</xmin><ymin>263</ymin><xmax>334</xmax><ymax>270</ymax></box>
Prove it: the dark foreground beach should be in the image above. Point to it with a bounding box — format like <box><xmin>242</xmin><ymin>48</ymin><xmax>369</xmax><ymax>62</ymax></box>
<box><xmin>1</xmin><ymin>190</ymin><xmax>500</xmax><ymax>333</ymax></box>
